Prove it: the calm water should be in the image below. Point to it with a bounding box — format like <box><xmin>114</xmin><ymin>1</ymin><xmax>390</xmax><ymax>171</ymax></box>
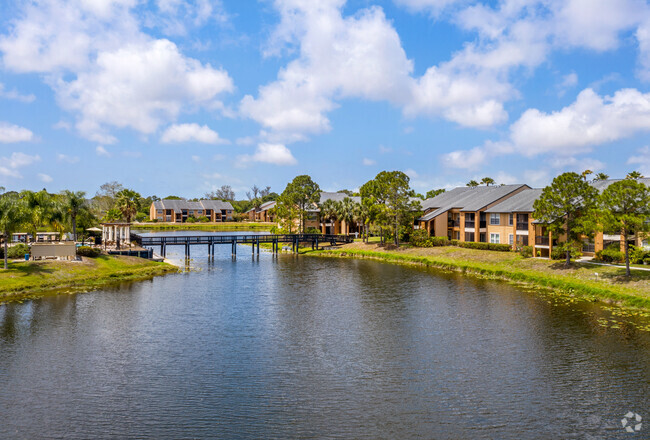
<box><xmin>0</xmin><ymin>238</ymin><xmax>649</xmax><ymax>439</ymax></box>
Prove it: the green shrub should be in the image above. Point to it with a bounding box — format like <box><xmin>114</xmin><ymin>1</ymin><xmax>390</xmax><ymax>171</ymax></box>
<box><xmin>629</xmin><ymin>245</ymin><xmax>648</xmax><ymax>264</ymax></box>
<box><xmin>430</xmin><ymin>236</ymin><xmax>450</xmax><ymax>246</ymax></box>
<box><xmin>550</xmin><ymin>242</ymin><xmax>583</xmax><ymax>261</ymax></box>
<box><xmin>1</xmin><ymin>243</ymin><xmax>30</xmax><ymax>259</ymax></box>
<box><xmin>450</xmin><ymin>239</ymin><xmax>459</xmax><ymax>246</ymax></box>
<box><xmin>305</xmin><ymin>227</ymin><xmax>322</xmax><ymax>234</ymax></box>
<box><xmin>198</xmin><ymin>216</ymin><xmax>210</xmax><ymax>223</ymax></box>
<box><xmin>518</xmin><ymin>245</ymin><xmax>533</xmax><ymax>258</ymax></box>
<box><xmin>488</xmin><ymin>243</ymin><xmax>513</xmax><ymax>252</ymax></box>
<box><xmin>76</xmin><ymin>246</ymin><xmax>101</xmax><ymax>258</ymax></box>
<box><xmin>410</xmin><ymin>229</ymin><xmax>430</xmax><ymax>247</ymax></box>
<box><xmin>186</xmin><ymin>217</ymin><xmax>197</xmax><ymax>223</ymax></box>
<box><xmin>595</xmin><ymin>243</ymin><xmax>624</xmax><ymax>263</ymax></box>
<box><xmin>644</xmin><ymin>257</ymin><xmax>650</xmax><ymax>265</ymax></box>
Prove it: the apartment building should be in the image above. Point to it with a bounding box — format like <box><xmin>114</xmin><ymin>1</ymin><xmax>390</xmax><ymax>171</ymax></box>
<box><xmin>418</xmin><ymin>184</ymin><xmax>530</xmax><ymax>241</ymax></box>
<box><xmin>246</xmin><ymin>200</ymin><xmax>277</xmax><ymax>222</ymax></box>
<box><xmin>150</xmin><ymin>199</ymin><xmax>234</xmax><ymax>223</ymax></box>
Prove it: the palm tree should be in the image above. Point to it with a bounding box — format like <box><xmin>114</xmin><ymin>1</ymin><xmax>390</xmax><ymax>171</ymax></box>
<box><xmin>0</xmin><ymin>194</ymin><xmax>26</xmax><ymax>269</ymax></box>
<box><xmin>466</xmin><ymin>180</ymin><xmax>479</xmax><ymax>187</ymax></box>
<box><xmin>481</xmin><ymin>177</ymin><xmax>496</xmax><ymax>186</ymax></box>
<box><xmin>593</xmin><ymin>172</ymin><xmax>609</xmax><ymax>181</ymax></box>
<box><xmin>115</xmin><ymin>189</ymin><xmax>141</xmax><ymax>223</ymax></box>
<box><xmin>61</xmin><ymin>190</ymin><xmax>87</xmax><ymax>241</ymax></box>
<box><xmin>21</xmin><ymin>190</ymin><xmax>59</xmax><ymax>241</ymax></box>
<box><xmin>580</xmin><ymin>169</ymin><xmax>593</xmax><ymax>181</ymax></box>
<box><xmin>319</xmin><ymin>199</ymin><xmax>339</xmax><ymax>234</ymax></box>
<box><xmin>627</xmin><ymin>171</ymin><xmax>643</xmax><ymax>179</ymax></box>
<box><xmin>337</xmin><ymin>197</ymin><xmax>357</xmax><ymax>235</ymax></box>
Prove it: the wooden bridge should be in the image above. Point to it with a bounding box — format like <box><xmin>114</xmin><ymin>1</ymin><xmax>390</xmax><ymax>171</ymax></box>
<box><xmin>130</xmin><ymin>233</ymin><xmax>354</xmax><ymax>258</ymax></box>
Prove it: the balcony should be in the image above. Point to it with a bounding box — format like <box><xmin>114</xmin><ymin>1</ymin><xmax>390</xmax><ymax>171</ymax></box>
<box><xmin>448</xmin><ymin>219</ymin><xmax>460</xmax><ymax>228</ymax></box>
<box><xmin>535</xmin><ymin>236</ymin><xmax>549</xmax><ymax>246</ymax></box>
<box><xmin>479</xmin><ymin>221</ymin><xmax>487</xmax><ymax>229</ymax></box>
<box><xmin>464</xmin><ymin>221</ymin><xmax>475</xmax><ymax>228</ymax></box>
<box><xmin>517</xmin><ymin>223</ymin><xmax>528</xmax><ymax>231</ymax></box>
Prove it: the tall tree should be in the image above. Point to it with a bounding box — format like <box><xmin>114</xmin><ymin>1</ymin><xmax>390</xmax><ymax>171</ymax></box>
<box><xmin>580</xmin><ymin>169</ymin><xmax>593</xmax><ymax>181</ymax></box>
<box><xmin>363</xmin><ymin>171</ymin><xmax>419</xmax><ymax>246</ymax></box>
<box><xmin>61</xmin><ymin>190</ymin><xmax>87</xmax><ymax>241</ymax></box>
<box><xmin>281</xmin><ymin>175</ymin><xmax>321</xmax><ymax>233</ymax></box>
<box><xmin>94</xmin><ymin>181</ymin><xmax>124</xmax><ymax>214</ymax></box>
<box><xmin>274</xmin><ymin>194</ymin><xmax>299</xmax><ymax>233</ymax></box>
<box><xmin>338</xmin><ymin>197</ymin><xmax>357</xmax><ymax>234</ymax></box>
<box><xmin>533</xmin><ymin>172</ymin><xmax>599</xmax><ymax>267</ymax></box>
<box><xmin>115</xmin><ymin>189</ymin><xmax>141</xmax><ymax>223</ymax></box>
<box><xmin>0</xmin><ymin>194</ymin><xmax>26</xmax><ymax>269</ymax></box>
<box><xmin>466</xmin><ymin>180</ymin><xmax>479</xmax><ymax>187</ymax></box>
<box><xmin>205</xmin><ymin>185</ymin><xmax>235</xmax><ymax>201</ymax></box>
<box><xmin>598</xmin><ymin>179</ymin><xmax>650</xmax><ymax>276</ymax></box>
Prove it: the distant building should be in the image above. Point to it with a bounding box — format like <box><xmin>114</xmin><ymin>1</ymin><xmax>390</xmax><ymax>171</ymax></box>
<box><xmin>246</xmin><ymin>200</ymin><xmax>277</xmax><ymax>222</ymax></box>
<box><xmin>150</xmin><ymin>199</ymin><xmax>234</xmax><ymax>223</ymax></box>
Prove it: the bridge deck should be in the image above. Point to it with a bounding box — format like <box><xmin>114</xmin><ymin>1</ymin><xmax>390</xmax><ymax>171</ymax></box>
<box><xmin>131</xmin><ymin>233</ymin><xmax>353</xmax><ymax>258</ymax></box>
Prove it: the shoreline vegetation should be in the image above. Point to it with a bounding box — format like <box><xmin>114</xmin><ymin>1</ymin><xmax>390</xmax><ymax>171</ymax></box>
<box><xmin>0</xmin><ymin>255</ymin><xmax>177</xmax><ymax>303</ymax></box>
<box><xmin>304</xmin><ymin>242</ymin><xmax>650</xmax><ymax>310</ymax></box>
<box><xmin>133</xmin><ymin>222</ymin><xmax>274</xmax><ymax>231</ymax></box>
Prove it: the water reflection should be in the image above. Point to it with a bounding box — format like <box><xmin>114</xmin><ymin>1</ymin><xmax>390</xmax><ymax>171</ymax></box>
<box><xmin>0</xmin><ymin>246</ymin><xmax>649</xmax><ymax>439</ymax></box>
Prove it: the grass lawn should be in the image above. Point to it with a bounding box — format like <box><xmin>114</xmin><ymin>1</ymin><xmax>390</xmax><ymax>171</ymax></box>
<box><xmin>0</xmin><ymin>255</ymin><xmax>177</xmax><ymax>302</ymax></box>
<box><xmin>308</xmin><ymin>242</ymin><xmax>650</xmax><ymax>309</ymax></box>
<box><xmin>133</xmin><ymin>222</ymin><xmax>273</xmax><ymax>231</ymax></box>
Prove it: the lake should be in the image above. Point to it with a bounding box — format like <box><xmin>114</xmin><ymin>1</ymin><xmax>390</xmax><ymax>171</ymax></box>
<box><xmin>0</xmin><ymin>236</ymin><xmax>648</xmax><ymax>439</ymax></box>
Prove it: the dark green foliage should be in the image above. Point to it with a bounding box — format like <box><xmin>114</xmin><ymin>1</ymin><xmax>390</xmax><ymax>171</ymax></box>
<box><xmin>425</xmin><ymin>188</ymin><xmax>445</xmax><ymax>199</ymax></box>
<box><xmin>519</xmin><ymin>246</ymin><xmax>533</xmax><ymax>258</ymax></box>
<box><xmin>305</xmin><ymin>227</ymin><xmax>321</xmax><ymax>234</ymax></box>
<box><xmin>410</xmin><ymin>230</ymin><xmax>510</xmax><ymax>251</ymax></box>
<box><xmin>76</xmin><ymin>246</ymin><xmax>101</xmax><ymax>258</ymax></box>
<box><xmin>0</xmin><ymin>243</ymin><xmax>30</xmax><ymax>259</ymax></box>
<box><xmin>551</xmin><ymin>242</ymin><xmax>583</xmax><ymax>261</ymax></box>
<box><xmin>595</xmin><ymin>244</ymin><xmax>625</xmax><ymax>263</ymax></box>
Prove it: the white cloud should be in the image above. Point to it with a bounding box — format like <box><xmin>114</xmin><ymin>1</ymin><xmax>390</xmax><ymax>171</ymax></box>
<box><xmin>393</xmin><ymin>0</ymin><xmax>461</xmax><ymax>14</ymax></box>
<box><xmin>0</xmin><ymin>0</ymin><xmax>234</xmax><ymax>143</ymax></box>
<box><xmin>628</xmin><ymin>146</ymin><xmax>650</xmax><ymax>175</ymax></box>
<box><xmin>442</xmin><ymin>86</ymin><xmax>650</xmax><ymax>170</ymax></box>
<box><xmin>511</xmin><ymin>88</ymin><xmax>650</xmax><ymax>156</ymax></box>
<box><xmin>161</xmin><ymin>123</ymin><xmax>229</xmax><ymax>144</ymax></box>
<box><xmin>362</xmin><ymin>158</ymin><xmax>376</xmax><ymax>166</ymax></box>
<box><xmin>55</xmin><ymin>39</ymin><xmax>233</xmax><ymax>142</ymax></box>
<box><xmin>0</xmin><ymin>123</ymin><xmax>34</xmax><ymax>143</ymax></box>
<box><xmin>237</xmin><ymin>143</ymin><xmax>297</xmax><ymax>166</ymax></box>
<box><xmin>96</xmin><ymin>146</ymin><xmax>111</xmax><ymax>157</ymax></box>
<box><xmin>0</xmin><ymin>83</ymin><xmax>35</xmax><ymax>103</ymax></box>
<box><xmin>404</xmin><ymin>168</ymin><xmax>419</xmax><ymax>178</ymax></box>
<box><xmin>57</xmin><ymin>153</ymin><xmax>80</xmax><ymax>163</ymax></box>
<box><xmin>0</xmin><ymin>152</ymin><xmax>41</xmax><ymax>178</ymax></box>
<box><xmin>38</xmin><ymin>173</ymin><xmax>53</xmax><ymax>183</ymax></box>
<box><xmin>191</xmin><ymin>155</ymin><xmax>201</xmax><ymax>162</ymax></box>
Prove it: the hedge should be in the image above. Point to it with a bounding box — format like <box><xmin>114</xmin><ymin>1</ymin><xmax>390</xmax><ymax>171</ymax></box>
<box><xmin>410</xmin><ymin>232</ymin><xmax>512</xmax><ymax>252</ymax></box>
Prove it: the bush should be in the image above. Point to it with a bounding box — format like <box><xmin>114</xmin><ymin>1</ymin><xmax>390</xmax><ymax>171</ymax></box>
<box><xmin>629</xmin><ymin>245</ymin><xmax>648</xmax><ymax>264</ymax></box>
<box><xmin>231</xmin><ymin>212</ymin><xmax>245</xmax><ymax>222</ymax></box>
<box><xmin>1</xmin><ymin>243</ymin><xmax>30</xmax><ymax>259</ymax></box>
<box><xmin>76</xmin><ymin>246</ymin><xmax>101</xmax><ymax>258</ymax></box>
<box><xmin>305</xmin><ymin>227</ymin><xmax>322</xmax><ymax>234</ymax></box>
<box><xmin>198</xmin><ymin>216</ymin><xmax>210</xmax><ymax>223</ymax></box>
<box><xmin>550</xmin><ymin>242</ymin><xmax>583</xmax><ymax>261</ymax></box>
<box><xmin>410</xmin><ymin>229</ymin><xmax>430</xmax><ymax>247</ymax></box>
<box><xmin>518</xmin><ymin>245</ymin><xmax>533</xmax><ymax>258</ymax></box>
<box><xmin>186</xmin><ymin>217</ymin><xmax>197</xmax><ymax>223</ymax></box>
<box><xmin>430</xmin><ymin>236</ymin><xmax>451</xmax><ymax>246</ymax></box>
<box><xmin>644</xmin><ymin>257</ymin><xmax>650</xmax><ymax>265</ymax></box>
<box><xmin>595</xmin><ymin>243</ymin><xmax>624</xmax><ymax>263</ymax></box>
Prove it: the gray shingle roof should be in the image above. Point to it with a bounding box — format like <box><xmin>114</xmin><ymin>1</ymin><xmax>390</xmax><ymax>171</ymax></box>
<box><xmin>485</xmin><ymin>189</ymin><xmax>543</xmax><ymax>213</ymax></box>
<box><xmin>419</xmin><ymin>184</ymin><xmax>529</xmax><ymax>221</ymax></box>
<box><xmin>590</xmin><ymin>178</ymin><xmax>650</xmax><ymax>192</ymax></box>
<box><xmin>153</xmin><ymin>199</ymin><xmax>234</xmax><ymax>213</ymax></box>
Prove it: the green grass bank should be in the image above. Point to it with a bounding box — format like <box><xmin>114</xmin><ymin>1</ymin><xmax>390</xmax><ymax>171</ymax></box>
<box><xmin>0</xmin><ymin>255</ymin><xmax>177</xmax><ymax>302</ymax></box>
<box><xmin>133</xmin><ymin>222</ymin><xmax>273</xmax><ymax>231</ymax></box>
<box><xmin>307</xmin><ymin>243</ymin><xmax>650</xmax><ymax>310</ymax></box>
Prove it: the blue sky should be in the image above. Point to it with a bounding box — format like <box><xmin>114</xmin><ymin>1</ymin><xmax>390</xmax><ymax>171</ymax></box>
<box><xmin>1</xmin><ymin>0</ymin><xmax>650</xmax><ymax>199</ymax></box>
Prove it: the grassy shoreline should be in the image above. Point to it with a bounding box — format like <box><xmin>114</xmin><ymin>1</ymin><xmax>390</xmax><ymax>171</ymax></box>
<box><xmin>0</xmin><ymin>255</ymin><xmax>177</xmax><ymax>303</ymax></box>
<box><xmin>305</xmin><ymin>243</ymin><xmax>650</xmax><ymax>310</ymax></box>
<box><xmin>133</xmin><ymin>222</ymin><xmax>273</xmax><ymax>231</ymax></box>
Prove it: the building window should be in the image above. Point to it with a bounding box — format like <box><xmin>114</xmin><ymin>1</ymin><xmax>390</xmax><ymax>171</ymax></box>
<box><xmin>157</xmin><ymin>210</ymin><xmax>163</xmax><ymax>214</ymax></box>
<box><xmin>509</xmin><ymin>214</ymin><xmax>514</xmax><ymax>226</ymax></box>
<box><xmin>198</xmin><ymin>210</ymin><xmax>203</xmax><ymax>215</ymax></box>
<box><xmin>490</xmin><ymin>233</ymin><xmax>500</xmax><ymax>244</ymax></box>
<box><xmin>479</xmin><ymin>232</ymin><xmax>486</xmax><ymax>243</ymax></box>
<box><xmin>490</xmin><ymin>213</ymin><xmax>500</xmax><ymax>225</ymax></box>
<box><xmin>465</xmin><ymin>232</ymin><xmax>475</xmax><ymax>242</ymax></box>
<box><xmin>509</xmin><ymin>234</ymin><xmax>514</xmax><ymax>245</ymax></box>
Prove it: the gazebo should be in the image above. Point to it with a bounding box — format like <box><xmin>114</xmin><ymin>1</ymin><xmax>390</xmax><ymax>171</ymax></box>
<box><xmin>101</xmin><ymin>223</ymin><xmax>132</xmax><ymax>249</ymax></box>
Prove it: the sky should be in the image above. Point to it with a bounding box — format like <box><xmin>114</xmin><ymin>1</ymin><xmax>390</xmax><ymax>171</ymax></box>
<box><xmin>1</xmin><ymin>0</ymin><xmax>650</xmax><ymax>199</ymax></box>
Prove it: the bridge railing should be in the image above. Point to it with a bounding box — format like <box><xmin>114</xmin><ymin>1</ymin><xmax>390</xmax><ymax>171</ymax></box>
<box><xmin>132</xmin><ymin>233</ymin><xmax>354</xmax><ymax>246</ymax></box>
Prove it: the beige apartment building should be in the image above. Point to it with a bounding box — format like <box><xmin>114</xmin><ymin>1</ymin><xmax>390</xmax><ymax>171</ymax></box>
<box><xmin>150</xmin><ymin>199</ymin><xmax>234</xmax><ymax>223</ymax></box>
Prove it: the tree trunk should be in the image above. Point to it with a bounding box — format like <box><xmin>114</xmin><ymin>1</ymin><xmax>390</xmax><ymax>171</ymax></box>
<box><xmin>72</xmin><ymin>214</ymin><xmax>77</xmax><ymax>242</ymax></box>
<box><xmin>624</xmin><ymin>231</ymin><xmax>631</xmax><ymax>277</ymax></box>
<box><xmin>565</xmin><ymin>221</ymin><xmax>571</xmax><ymax>267</ymax></box>
<box><xmin>394</xmin><ymin>215</ymin><xmax>399</xmax><ymax>246</ymax></box>
<box><xmin>3</xmin><ymin>233</ymin><xmax>8</xmax><ymax>270</ymax></box>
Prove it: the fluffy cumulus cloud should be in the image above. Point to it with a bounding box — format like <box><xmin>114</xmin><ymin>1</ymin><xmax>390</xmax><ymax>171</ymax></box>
<box><xmin>443</xmin><ymin>87</ymin><xmax>650</xmax><ymax>169</ymax></box>
<box><xmin>0</xmin><ymin>0</ymin><xmax>233</xmax><ymax>143</ymax></box>
<box><xmin>0</xmin><ymin>152</ymin><xmax>41</xmax><ymax>178</ymax></box>
<box><xmin>161</xmin><ymin>123</ymin><xmax>229</xmax><ymax>144</ymax></box>
<box><xmin>238</xmin><ymin>143</ymin><xmax>297</xmax><ymax>166</ymax></box>
<box><xmin>0</xmin><ymin>122</ymin><xmax>34</xmax><ymax>143</ymax></box>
